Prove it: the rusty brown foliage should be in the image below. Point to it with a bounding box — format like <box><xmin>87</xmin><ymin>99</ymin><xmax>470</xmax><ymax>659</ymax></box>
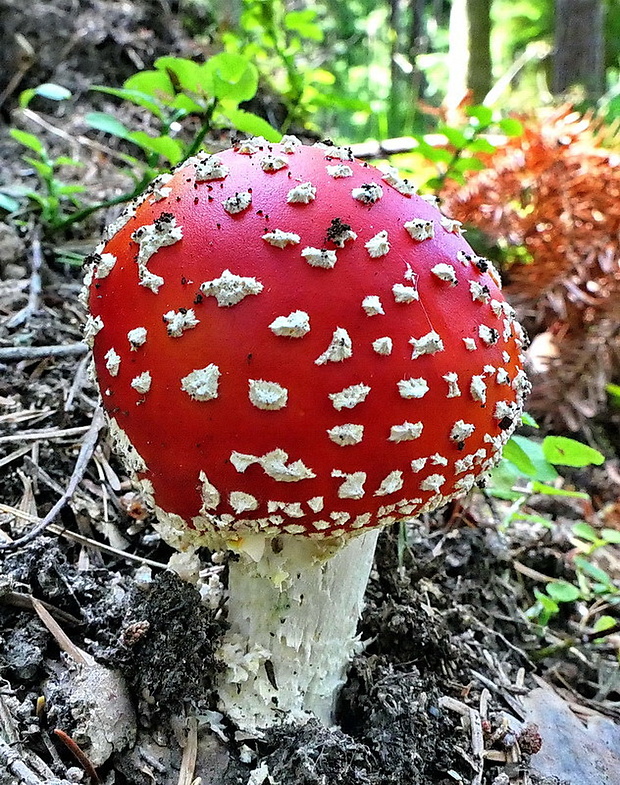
<box><xmin>442</xmin><ymin>107</ymin><xmax>620</xmax><ymax>436</ymax></box>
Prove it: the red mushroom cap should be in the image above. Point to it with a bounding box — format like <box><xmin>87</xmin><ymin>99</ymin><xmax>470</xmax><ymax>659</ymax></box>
<box><xmin>86</xmin><ymin>138</ymin><xmax>530</xmax><ymax>543</ymax></box>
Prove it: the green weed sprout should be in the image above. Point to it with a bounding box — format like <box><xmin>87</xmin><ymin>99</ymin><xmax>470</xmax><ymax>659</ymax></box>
<box><xmin>7</xmin><ymin>128</ymin><xmax>86</xmax><ymax>230</ymax></box>
<box><xmin>2</xmin><ymin>54</ymin><xmax>281</xmax><ymax>233</ymax></box>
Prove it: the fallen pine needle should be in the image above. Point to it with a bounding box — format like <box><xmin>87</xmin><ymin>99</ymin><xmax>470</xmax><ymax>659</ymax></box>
<box><xmin>31</xmin><ymin>597</ymin><xmax>93</xmax><ymax>667</ymax></box>
<box><xmin>53</xmin><ymin>729</ymin><xmax>100</xmax><ymax>784</ymax></box>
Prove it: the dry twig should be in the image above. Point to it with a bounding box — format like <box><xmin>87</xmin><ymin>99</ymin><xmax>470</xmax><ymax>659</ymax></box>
<box><xmin>1</xmin><ymin>591</ymin><xmax>81</xmax><ymax>627</ymax></box>
<box><xmin>0</xmin><ymin>424</ymin><xmax>91</xmax><ymax>446</ymax></box>
<box><xmin>0</xmin><ymin>343</ymin><xmax>89</xmax><ymax>362</ymax></box>
<box><xmin>0</xmin><ymin>503</ymin><xmax>167</xmax><ymax>569</ymax></box>
<box><xmin>4</xmin><ymin>226</ymin><xmax>43</xmax><ymax>330</ymax></box>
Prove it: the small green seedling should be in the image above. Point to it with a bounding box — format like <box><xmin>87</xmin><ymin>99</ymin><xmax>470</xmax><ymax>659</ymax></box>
<box><xmin>488</xmin><ymin>415</ymin><xmax>605</xmax><ymax>508</ymax></box>
<box><xmin>526</xmin><ymin>522</ymin><xmax>620</xmax><ymax>631</ymax></box>
<box><xmin>8</xmin><ymin>128</ymin><xmax>85</xmax><ymax>230</ymax></box>
<box><xmin>3</xmin><ymin>55</ymin><xmax>282</xmax><ymax>232</ymax></box>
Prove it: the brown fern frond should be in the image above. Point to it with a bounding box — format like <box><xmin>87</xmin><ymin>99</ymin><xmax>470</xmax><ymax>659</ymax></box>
<box><xmin>442</xmin><ymin>107</ymin><xmax>620</xmax><ymax>434</ymax></box>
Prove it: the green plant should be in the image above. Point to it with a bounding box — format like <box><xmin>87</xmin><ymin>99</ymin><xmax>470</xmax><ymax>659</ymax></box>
<box><xmin>219</xmin><ymin>0</ymin><xmax>346</xmax><ymax>133</ymax></box>
<box><xmin>525</xmin><ymin>521</ymin><xmax>620</xmax><ymax>632</ymax></box>
<box><xmin>87</xmin><ymin>52</ymin><xmax>280</xmax><ymax>169</ymax></box>
<box><xmin>387</xmin><ymin>106</ymin><xmax>524</xmax><ymax>193</ymax></box>
<box><xmin>7</xmin><ymin>128</ymin><xmax>86</xmax><ymax>230</ymax></box>
<box><xmin>2</xmin><ymin>54</ymin><xmax>282</xmax><ymax>232</ymax></box>
<box><xmin>607</xmin><ymin>383</ymin><xmax>620</xmax><ymax>407</ymax></box>
<box><xmin>487</xmin><ymin>418</ymin><xmax>618</xmax><ymax>636</ymax></box>
<box><xmin>489</xmin><ymin>417</ymin><xmax>605</xmax><ymax>509</ymax></box>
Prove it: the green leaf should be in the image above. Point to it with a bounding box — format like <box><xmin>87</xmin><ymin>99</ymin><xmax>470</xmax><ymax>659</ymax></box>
<box><xmin>309</xmin><ymin>68</ymin><xmax>336</xmax><ymax>86</ymax></box>
<box><xmin>53</xmin><ymin>156</ymin><xmax>83</xmax><ymax>167</ymax></box>
<box><xmin>0</xmin><ymin>193</ymin><xmax>21</xmax><ymax>212</ymax></box>
<box><xmin>310</xmin><ymin>94</ymin><xmax>371</xmax><ymax>112</ymax></box>
<box><xmin>466</xmin><ymin>105</ymin><xmax>493</xmax><ymax>127</ymax></box>
<box><xmin>415</xmin><ymin>139</ymin><xmax>453</xmax><ymax>164</ymax></box>
<box><xmin>155</xmin><ymin>56</ymin><xmax>205</xmax><ymax>94</ymax></box>
<box><xmin>56</xmin><ymin>184</ymin><xmax>86</xmax><ymax>195</ymax></box>
<box><xmin>574</xmin><ymin>555</ymin><xmax>614</xmax><ymax>587</ymax></box>
<box><xmin>219</xmin><ymin>106</ymin><xmax>281</xmax><ymax>142</ymax></box>
<box><xmin>592</xmin><ymin>582</ymin><xmax>615</xmax><ymax>596</ymax></box>
<box><xmin>284</xmin><ymin>10</ymin><xmax>324</xmax><ymax>41</ymax></box>
<box><xmin>607</xmin><ymin>383</ymin><xmax>620</xmax><ymax>406</ymax></box>
<box><xmin>124</xmin><ymin>70</ymin><xmax>175</xmax><ymax>100</ymax></box>
<box><xmin>498</xmin><ymin>117</ymin><xmax>524</xmax><ymax>137</ymax></box>
<box><xmin>91</xmin><ymin>86</ymin><xmax>166</xmax><ymax>119</ymax></box>
<box><xmin>438</xmin><ymin>126</ymin><xmax>468</xmax><ymax>149</ymax></box>
<box><xmin>521</xmin><ymin>412</ymin><xmax>539</xmax><ymax>428</ymax></box>
<box><xmin>467</xmin><ymin>137</ymin><xmax>497</xmax><ymax>154</ymax></box>
<box><xmin>530</xmin><ymin>481</ymin><xmax>589</xmax><ymax>499</ymax></box>
<box><xmin>203</xmin><ymin>54</ymin><xmax>258</xmax><ymax>103</ymax></box>
<box><xmin>601</xmin><ymin>528</ymin><xmax>620</xmax><ymax>544</ymax></box>
<box><xmin>503</xmin><ymin>435</ymin><xmax>559</xmax><ymax>481</ymax></box>
<box><xmin>486</xmin><ymin>458</ymin><xmax>528</xmax><ymax>500</ymax></box>
<box><xmin>85</xmin><ymin>112</ymin><xmax>132</xmax><ymax>140</ymax></box>
<box><xmin>170</xmin><ymin>93</ymin><xmax>205</xmax><ymax>114</ymax></box>
<box><xmin>18</xmin><ymin>89</ymin><xmax>37</xmax><ymax>108</ymax></box>
<box><xmin>502</xmin><ymin>437</ymin><xmax>538</xmax><ymax>477</ymax></box>
<box><xmin>592</xmin><ymin>615</ymin><xmax>618</xmax><ymax>633</ymax></box>
<box><xmin>572</xmin><ymin>521</ymin><xmax>601</xmax><ymax>543</ymax></box>
<box><xmin>22</xmin><ymin>156</ymin><xmax>53</xmax><ymax>179</ymax></box>
<box><xmin>546</xmin><ymin>581</ymin><xmax>581</xmax><ymax>603</ymax></box>
<box><xmin>19</xmin><ymin>82</ymin><xmax>72</xmax><ymax>108</ymax></box>
<box><xmin>534</xmin><ymin>588</ymin><xmax>559</xmax><ymax>614</ymax></box>
<box><xmin>512</xmin><ymin>512</ymin><xmax>555</xmax><ymax>528</ymax></box>
<box><xmin>127</xmin><ymin>132</ymin><xmax>184</xmax><ymax>165</ymax></box>
<box><xmin>10</xmin><ymin>129</ymin><xmax>45</xmax><ymax>155</ymax></box>
<box><xmin>542</xmin><ymin>436</ymin><xmax>605</xmax><ymax>468</ymax></box>
<box><xmin>453</xmin><ymin>156</ymin><xmax>487</xmax><ymax>173</ymax></box>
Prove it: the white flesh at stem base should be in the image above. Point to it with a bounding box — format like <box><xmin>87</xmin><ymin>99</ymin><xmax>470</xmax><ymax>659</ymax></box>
<box><xmin>216</xmin><ymin>528</ymin><xmax>381</xmax><ymax>731</ymax></box>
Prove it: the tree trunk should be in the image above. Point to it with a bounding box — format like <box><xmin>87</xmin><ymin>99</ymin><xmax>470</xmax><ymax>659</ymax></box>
<box><xmin>407</xmin><ymin>0</ymin><xmax>429</xmax><ymax>124</ymax></box>
<box><xmin>552</xmin><ymin>0</ymin><xmax>605</xmax><ymax>98</ymax></box>
<box><xmin>447</xmin><ymin>0</ymin><xmax>493</xmax><ymax>110</ymax></box>
<box><xmin>466</xmin><ymin>0</ymin><xmax>492</xmax><ymax>103</ymax></box>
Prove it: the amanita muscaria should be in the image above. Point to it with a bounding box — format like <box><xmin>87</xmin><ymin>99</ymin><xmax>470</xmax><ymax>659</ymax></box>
<box><xmin>84</xmin><ymin>136</ymin><xmax>530</xmax><ymax>730</ymax></box>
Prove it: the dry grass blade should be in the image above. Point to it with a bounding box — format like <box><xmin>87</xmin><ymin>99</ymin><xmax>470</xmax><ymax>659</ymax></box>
<box><xmin>177</xmin><ymin>716</ymin><xmax>199</xmax><ymax>785</ymax></box>
<box><xmin>0</xmin><ymin>446</ymin><xmax>30</xmax><ymax>469</ymax></box>
<box><xmin>0</xmin><ymin>503</ymin><xmax>167</xmax><ymax>569</ymax></box>
<box><xmin>0</xmin><ymin>343</ymin><xmax>89</xmax><ymax>361</ymax></box>
<box><xmin>31</xmin><ymin>597</ymin><xmax>93</xmax><ymax>667</ymax></box>
<box><xmin>0</xmin><ymin>425</ymin><xmax>91</xmax><ymax>446</ymax></box>
<box><xmin>0</xmin><ymin>408</ymin><xmax>53</xmax><ymax>425</ymax></box>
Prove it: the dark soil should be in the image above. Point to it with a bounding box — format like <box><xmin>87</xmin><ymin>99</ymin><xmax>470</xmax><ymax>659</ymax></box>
<box><xmin>1</xmin><ymin>3</ymin><xmax>620</xmax><ymax>785</ymax></box>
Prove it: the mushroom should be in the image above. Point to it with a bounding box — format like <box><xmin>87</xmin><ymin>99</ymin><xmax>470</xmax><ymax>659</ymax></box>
<box><xmin>85</xmin><ymin>137</ymin><xmax>530</xmax><ymax>731</ymax></box>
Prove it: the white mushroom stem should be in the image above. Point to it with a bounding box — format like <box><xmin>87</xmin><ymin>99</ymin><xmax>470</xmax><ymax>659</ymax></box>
<box><xmin>216</xmin><ymin>529</ymin><xmax>380</xmax><ymax>731</ymax></box>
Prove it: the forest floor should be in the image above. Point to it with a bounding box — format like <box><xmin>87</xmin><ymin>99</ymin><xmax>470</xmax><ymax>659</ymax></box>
<box><xmin>1</xmin><ymin>280</ymin><xmax>620</xmax><ymax>785</ymax></box>
<box><xmin>1</xmin><ymin>2</ymin><xmax>620</xmax><ymax>784</ymax></box>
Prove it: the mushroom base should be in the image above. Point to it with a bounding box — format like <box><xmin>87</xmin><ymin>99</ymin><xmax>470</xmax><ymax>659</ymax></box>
<box><xmin>216</xmin><ymin>529</ymin><xmax>380</xmax><ymax>731</ymax></box>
